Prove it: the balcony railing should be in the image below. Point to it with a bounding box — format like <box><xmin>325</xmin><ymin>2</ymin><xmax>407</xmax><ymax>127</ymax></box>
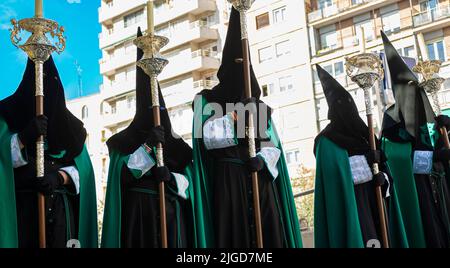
<box><xmin>413</xmin><ymin>5</ymin><xmax>450</xmax><ymax>27</ymax></box>
<box><xmin>193</xmin><ymin>79</ymin><xmax>219</xmax><ymax>89</ymax></box>
<box><xmin>307</xmin><ymin>0</ymin><xmax>376</xmax><ymax>23</ymax></box>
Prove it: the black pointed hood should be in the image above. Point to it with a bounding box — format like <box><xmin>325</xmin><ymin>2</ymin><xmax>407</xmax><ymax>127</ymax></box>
<box><xmin>314</xmin><ymin>65</ymin><xmax>370</xmax><ymax>154</ymax></box>
<box><xmin>381</xmin><ymin>31</ymin><xmax>435</xmax><ymax>141</ymax></box>
<box><xmin>107</xmin><ymin>28</ymin><xmax>192</xmax><ymax>172</ymax></box>
<box><xmin>0</xmin><ymin>57</ymin><xmax>86</xmax><ymax>161</ymax></box>
<box><xmin>200</xmin><ymin>7</ymin><xmax>261</xmax><ymax>109</ymax></box>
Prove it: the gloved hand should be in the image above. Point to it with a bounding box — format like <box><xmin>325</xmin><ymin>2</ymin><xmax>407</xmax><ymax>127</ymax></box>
<box><xmin>247</xmin><ymin>156</ymin><xmax>265</xmax><ymax>173</ymax></box>
<box><xmin>373</xmin><ymin>172</ymin><xmax>386</xmax><ymax>187</ymax></box>
<box><xmin>151</xmin><ymin>166</ymin><xmax>171</xmax><ymax>183</ymax></box>
<box><xmin>35</xmin><ymin>170</ymin><xmax>64</xmax><ymax>195</ymax></box>
<box><xmin>18</xmin><ymin>115</ymin><xmax>48</xmax><ymax>147</ymax></box>
<box><xmin>145</xmin><ymin>126</ymin><xmax>165</xmax><ymax>147</ymax></box>
<box><xmin>434</xmin><ymin>148</ymin><xmax>450</xmax><ymax>163</ymax></box>
<box><xmin>365</xmin><ymin>150</ymin><xmax>381</xmax><ymax>166</ymax></box>
<box><xmin>435</xmin><ymin>115</ymin><xmax>450</xmax><ymax>130</ymax></box>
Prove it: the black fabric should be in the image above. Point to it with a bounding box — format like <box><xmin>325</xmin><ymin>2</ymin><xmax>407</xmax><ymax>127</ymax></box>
<box><xmin>210</xmin><ymin>143</ymin><xmax>285</xmax><ymax>248</ymax></box>
<box><xmin>313</xmin><ymin>64</ymin><xmax>370</xmax><ymax>155</ymax></box>
<box><xmin>107</xmin><ymin>27</ymin><xmax>192</xmax><ymax>173</ymax></box>
<box><xmin>199</xmin><ymin>7</ymin><xmax>261</xmax><ymax>110</ymax></box>
<box><xmin>435</xmin><ymin>115</ymin><xmax>450</xmax><ymax>130</ymax></box>
<box><xmin>145</xmin><ymin>125</ymin><xmax>166</xmax><ymax>147</ymax></box>
<box><xmin>380</xmin><ymin>31</ymin><xmax>435</xmax><ymax>139</ymax></box>
<box><xmin>0</xmin><ymin>57</ymin><xmax>86</xmax><ymax>161</ymax></box>
<box><xmin>246</xmin><ymin>156</ymin><xmax>265</xmax><ymax>172</ymax></box>
<box><xmin>14</xmin><ymin>156</ymin><xmax>78</xmax><ymax>248</ymax></box>
<box><xmin>120</xmin><ymin>165</ymin><xmax>191</xmax><ymax>248</ymax></box>
<box><xmin>18</xmin><ymin>115</ymin><xmax>48</xmax><ymax>147</ymax></box>
<box><xmin>36</xmin><ymin>170</ymin><xmax>64</xmax><ymax>196</ymax></box>
<box><xmin>151</xmin><ymin>166</ymin><xmax>171</xmax><ymax>183</ymax></box>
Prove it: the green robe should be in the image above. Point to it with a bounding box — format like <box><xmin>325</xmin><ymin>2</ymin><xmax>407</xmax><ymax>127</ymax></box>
<box><xmin>101</xmin><ymin>149</ymin><xmax>199</xmax><ymax>248</ymax></box>
<box><xmin>0</xmin><ymin>116</ymin><xmax>98</xmax><ymax>248</ymax></box>
<box><xmin>191</xmin><ymin>96</ymin><xmax>302</xmax><ymax>248</ymax></box>
<box><xmin>314</xmin><ymin>136</ymin><xmax>408</xmax><ymax>248</ymax></box>
<box><xmin>381</xmin><ymin>139</ymin><xmax>427</xmax><ymax>248</ymax></box>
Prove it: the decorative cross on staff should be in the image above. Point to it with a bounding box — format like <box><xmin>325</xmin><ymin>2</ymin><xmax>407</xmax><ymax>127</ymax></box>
<box><xmin>134</xmin><ymin>0</ymin><xmax>170</xmax><ymax>248</ymax></box>
<box><xmin>345</xmin><ymin>28</ymin><xmax>390</xmax><ymax>248</ymax></box>
<box><xmin>10</xmin><ymin>0</ymin><xmax>66</xmax><ymax>248</ymax></box>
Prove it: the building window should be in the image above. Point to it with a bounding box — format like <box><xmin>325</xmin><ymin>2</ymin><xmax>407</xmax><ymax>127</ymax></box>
<box><xmin>404</xmin><ymin>46</ymin><xmax>415</xmax><ymax>58</ymax></box>
<box><xmin>427</xmin><ymin>40</ymin><xmax>446</xmax><ymax>62</ymax></box>
<box><xmin>256</xmin><ymin>12</ymin><xmax>270</xmax><ymax>29</ymax></box>
<box><xmin>124</xmin><ymin>10</ymin><xmax>143</xmax><ymax>28</ymax></box>
<box><xmin>127</xmin><ymin>95</ymin><xmax>136</xmax><ymax>109</ymax></box>
<box><xmin>275</xmin><ymin>40</ymin><xmax>291</xmax><ymax>58</ymax></box>
<box><xmin>111</xmin><ymin>103</ymin><xmax>117</xmax><ymax>114</ymax></box>
<box><xmin>101</xmin><ymin>130</ymin><xmax>106</xmax><ymax>142</ymax></box>
<box><xmin>273</xmin><ymin>6</ymin><xmax>287</xmax><ymax>24</ymax></box>
<box><xmin>258</xmin><ymin>46</ymin><xmax>273</xmax><ymax>63</ymax></box>
<box><xmin>334</xmin><ymin>62</ymin><xmax>344</xmax><ymax>76</ymax></box>
<box><xmin>286</xmin><ymin>150</ymin><xmax>301</xmax><ymax>165</ymax></box>
<box><xmin>319</xmin><ymin>26</ymin><xmax>337</xmax><ymax>50</ymax></box>
<box><xmin>419</xmin><ymin>0</ymin><xmax>437</xmax><ymax>12</ymax></box>
<box><xmin>279</xmin><ymin>76</ymin><xmax>294</xmax><ymax>92</ymax></box>
<box><xmin>82</xmin><ymin>106</ymin><xmax>88</xmax><ymax>119</ymax></box>
<box><xmin>261</xmin><ymin>83</ymin><xmax>275</xmax><ymax>97</ymax></box>
<box><xmin>318</xmin><ymin>0</ymin><xmax>333</xmax><ymax>9</ymax></box>
<box><xmin>381</xmin><ymin>10</ymin><xmax>401</xmax><ymax>35</ymax></box>
<box><xmin>355</xmin><ymin>20</ymin><xmax>374</xmax><ymax>41</ymax></box>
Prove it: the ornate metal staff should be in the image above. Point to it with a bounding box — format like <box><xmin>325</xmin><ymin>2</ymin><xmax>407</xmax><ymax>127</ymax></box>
<box><xmin>134</xmin><ymin>0</ymin><xmax>169</xmax><ymax>248</ymax></box>
<box><xmin>10</xmin><ymin>0</ymin><xmax>65</xmax><ymax>248</ymax></box>
<box><xmin>227</xmin><ymin>0</ymin><xmax>263</xmax><ymax>248</ymax></box>
<box><xmin>413</xmin><ymin>61</ymin><xmax>449</xmax><ymax>148</ymax></box>
<box><xmin>345</xmin><ymin>50</ymin><xmax>390</xmax><ymax>248</ymax></box>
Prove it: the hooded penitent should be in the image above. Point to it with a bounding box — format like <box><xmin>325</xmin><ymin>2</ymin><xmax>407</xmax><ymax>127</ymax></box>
<box><xmin>102</xmin><ymin>27</ymin><xmax>196</xmax><ymax>248</ymax></box>
<box><xmin>200</xmin><ymin>7</ymin><xmax>260</xmax><ymax>108</ymax></box>
<box><xmin>313</xmin><ymin>65</ymin><xmax>408</xmax><ymax>248</ymax></box>
<box><xmin>0</xmin><ymin>57</ymin><xmax>97</xmax><ymax>248</ymax></box>
<box><xmin>381</xmin><ymin>31</ymin><xmax>450</xmax><ymax>248</ymax></box>
<box><xmin>0</xmin><ymin>58</ymin><xmax>86</xmax><ymax>161</ymax></box>
<box><xmin>191</xmin><ymin>7</ymin><xmax>302</xmax><ymax>248</ymax></box>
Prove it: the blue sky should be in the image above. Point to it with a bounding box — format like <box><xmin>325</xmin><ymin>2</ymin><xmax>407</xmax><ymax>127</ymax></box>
<box><xmin>0</xmin><ymin>0</ymin><xmax>101</xmax><ymax>100</ymax></box>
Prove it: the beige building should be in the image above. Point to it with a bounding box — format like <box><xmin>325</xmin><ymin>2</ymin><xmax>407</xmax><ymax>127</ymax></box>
<box><xmin>305</xmin><ymin>0</ymin><xmax>450</xmax><ymax>131</ymax></box>
<box><xmin>67</xmin><ymin>0</ymin><xmax>318</xmax><ymax>197</ymax></box>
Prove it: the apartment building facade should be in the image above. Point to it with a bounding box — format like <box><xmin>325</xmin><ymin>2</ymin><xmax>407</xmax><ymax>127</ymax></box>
<box><xmin>305</xmin><ymin>0</ymin><xmax>450</xmax><ymax>131</ymax></box>
<box><xmin>66</xmin><ymin>0</ymin><xmax>317</xmax><ymax>194</ymax></box>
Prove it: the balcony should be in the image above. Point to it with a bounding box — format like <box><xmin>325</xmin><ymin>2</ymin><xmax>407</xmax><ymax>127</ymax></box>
<box><xmin>99</xmin><ymin>53</ymin><xmax>135</xmax><ymax>75</ymax></box>
<box><xmin>413</xmin><ymin>5</ymin><xmax>450</xmax><ymax>27</ymax></box>
<box><xmin>102</xmin><ymin>108</ymin><xmax>135</xmax><ymax>128</ymax></box>
<box><xmin>154</xmin><ymin>0</ymin><xmax>216</xmax><ymax>26</ymax></box>
<box><xmin>307</xmin><ymin>0</ymin><xmax>396</xmax><ymax>27</ymax></box>
<box><xmin>99</xmin><ymin>0</ymin><xmax>147</xmax><ymax>24</ymax></box>
<box><xmin>159</xmin><ymin>49</ymin><xmax>220</xmax><ymax>81</ymax></box>
<box><xmin>101</xmin><ymin>80</ymin><xmax>135</xmax><ymax>101</ymax></box>
<box><xmin>99</xmin><ymin>24</ymin><xmax>139</xmax><ymax>49</ymax></box>
<box><xmin>193</xmin><ymin>79</ymin><xmax>219</xmax><ymax>90</ymax></box>
<box><xmin>308</xmin><ymin>5</ymin><xmax>339</xmax><ymax>22</ymax></box>
<box><xmin>160</xmin><ymin>20</ymin><xmax>219</xmax><ymax>52</ymax></box>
